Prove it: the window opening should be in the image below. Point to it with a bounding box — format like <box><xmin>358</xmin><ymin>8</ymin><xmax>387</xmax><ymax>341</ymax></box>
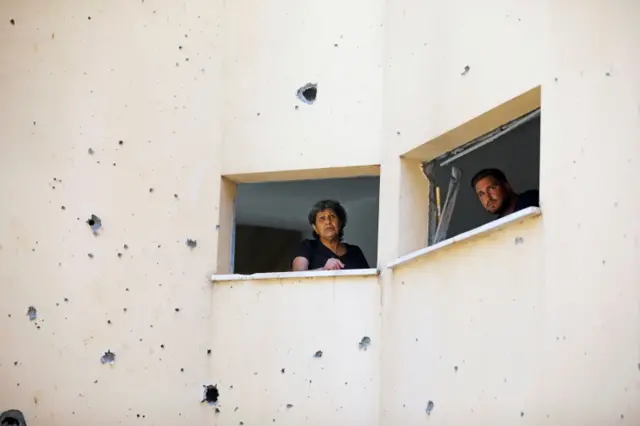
<box><xmin>231</xmin><ymin>176</ymin><xmax>379</xmax><ymax>274</ymax></box>
<box><xmin>436</xmin><ymin>108</ymin><xmax>540</xmax><ymax>167</ymax></box>
<box><xmin>422</xmin><ymin>108</ymin><xmax>541</xmax><ymax>244</ymax></box>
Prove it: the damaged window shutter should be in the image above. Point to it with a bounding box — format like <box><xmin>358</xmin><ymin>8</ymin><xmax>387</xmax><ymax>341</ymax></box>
<box><xmin>433</xmin><ymin>166</ymin><xmax>462</xmax><ymax>244</ymax></box>
<box><xmin>422</xmin><ymin>163</ymin><xmax>462</xmax><ymax>245</ymax></box>
<box><xmin>421</xmin><ymin>161</ymin><xmax>438</xmax><ymax>246</ymax></box>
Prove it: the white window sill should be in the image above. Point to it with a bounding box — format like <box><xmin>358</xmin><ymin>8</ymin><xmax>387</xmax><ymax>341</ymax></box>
<box><xmin>211</xmin><ymin>268</ymin><xmax>379</xmax><ymax>283</ymax></box>
<box><xmin>387</xmin><ymin>206</ymin><xmax>542</xmax><ymax>269</ymax></box>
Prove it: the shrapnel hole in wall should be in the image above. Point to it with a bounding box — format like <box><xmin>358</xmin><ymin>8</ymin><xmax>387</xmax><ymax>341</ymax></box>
<box><xmin>296</xmin><ymin>83</ymin><xmax>317</xmax><ymax>104</ymax></box>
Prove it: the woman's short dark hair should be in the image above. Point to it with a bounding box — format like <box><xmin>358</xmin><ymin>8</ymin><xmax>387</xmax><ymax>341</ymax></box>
<box><xmin>470</xmin><ymin>168</ymin><xmax>508</xmax><ymax>189</ymax></box>
<box><xmin>308</xmin><ymin>199</ymin><xmax>347</xmax><ymax>241</ymax></box>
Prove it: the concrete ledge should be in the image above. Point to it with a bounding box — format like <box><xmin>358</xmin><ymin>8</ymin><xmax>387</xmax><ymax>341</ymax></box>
<box><xmin>211</xmin><ymin>268</ymin><xmax>379</xmax><ymax>283</ymax></box>
<box><xmin>387</xmin><ymin>206</ymin><xmax>542</xmax><ymax>269</ymax></box>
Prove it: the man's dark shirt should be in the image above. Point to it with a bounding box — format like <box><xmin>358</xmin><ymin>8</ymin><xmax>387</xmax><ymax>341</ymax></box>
<box><xmin>500</xmin><ymin>189</ymin><xmax>539</xmax><ymax>218</ymax></box>
<box><xmin>295</xmin><ymin>239</ymin><xmax>370</xmax><ymax>270</ymax></box>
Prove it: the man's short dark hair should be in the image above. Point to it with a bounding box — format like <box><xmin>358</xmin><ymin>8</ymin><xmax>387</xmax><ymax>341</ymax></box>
<box><xmin>470</xmin><ymin>168</ymin><xmax>509</xmax><ymax>189</ymax></box>
<box><xmin>308</xmin><ymin>199</ymin><xmax>347</xmax><ymax>241</ymax></box>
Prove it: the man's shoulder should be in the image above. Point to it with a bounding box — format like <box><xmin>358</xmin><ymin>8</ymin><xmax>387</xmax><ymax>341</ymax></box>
<box><xmin>520</xmin><ymin>189</ymin><xmax>539</xmax><ymax>199</ymax></box>
<box><xmin>518</xmin><ymin>189</ymin><xmax>540</xmax><ymax>207</ymax></box>
<box><xmin>521</xmin><ymin>189</ymin><xmax>539</xmax><ymax>196</ymax></box>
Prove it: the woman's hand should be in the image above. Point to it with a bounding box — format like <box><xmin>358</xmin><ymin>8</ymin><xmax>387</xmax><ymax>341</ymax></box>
<box><xmin>323</xmin><ymin>258</ymin><xmax>345</xmax><ymax>270</ymax></box>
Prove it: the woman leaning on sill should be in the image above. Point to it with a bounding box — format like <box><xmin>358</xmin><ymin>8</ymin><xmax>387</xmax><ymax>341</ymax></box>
<box><xmin>291</xmin><ymin>199</ymin><xmax>370</xmax><ymax>271</ymax></box>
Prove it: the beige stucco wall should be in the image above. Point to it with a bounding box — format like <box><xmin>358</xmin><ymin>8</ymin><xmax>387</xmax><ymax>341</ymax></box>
<box><xmin>209</xmin><ymin>276</ymin><xmax>380</xmax><ymax>425</ymax></box>
<box><xmin>384</xmin><ymin>217</ymin><xmax>543</xmax><ymax>424</ymax></box>
<box><xmin>380</xmin><ymin>1</ymin><xmax>640</xmax><ymax>425</ymax></box>
<box><xmin>0</xmin><ymin>0</ymin><xmax>224</xmax><ymax>424</ymax></box>
<box><xmin>1</xmin><ymin>0</ymin><xmax>639</xmax><ymax>426</ymax></box>
<box><xmin>221</xmin><ymin>0</ymin><xmax>384</xmax><ymax>177</ymax></box>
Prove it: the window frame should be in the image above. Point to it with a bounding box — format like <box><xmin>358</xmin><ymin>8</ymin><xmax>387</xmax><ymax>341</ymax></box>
<box><xmin>214</xmin><ymin>166</ymin><xmax>381</xmax><ymax>276</ymax></box>
<box><xmin>423</xmin><ymin>107</ymin><xmax>541</xmax><ymax>246</ymax></box>
<box><xmin>391</xmin><ymin>86</ymin><xmax>542</xmax><ymax>265</ymax></box>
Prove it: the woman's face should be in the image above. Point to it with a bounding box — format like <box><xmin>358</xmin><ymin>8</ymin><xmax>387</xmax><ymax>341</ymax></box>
<box><xmin>312</xmin><ymin>208</ymin><xmax>341</xmax><ymax>241</ymax></box>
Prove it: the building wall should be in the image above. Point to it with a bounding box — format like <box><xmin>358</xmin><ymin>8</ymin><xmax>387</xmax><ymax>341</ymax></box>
<box><xmin>0</xmin><ymin>1</ymin><xmax>224</xmax><ymax>425</ymax></box>
<box><xmin>383</xmin><ymin>217</ymin><xmax>544</xmax><ymax>425</ymax></box>
<box><xmin>1</xmin><ymin>0</ymin><xmax>639</xmax><ymax>426</ymax></box>
<box><xmin>383</xmin><ymin>0</ymin><xmax>544</xmax><ymax>158</ymax></box>
<box><xmin>380</xmin><ymin>1</ymin><xmax>640</xmax><ymax>425</ymax></box>
<box><xmin>221</xmin><ymin>0</ymin><xmax>385</xmax><ymax>176</ymax></box>
<box><xmin>209</xmin><ymin>276</ymin><xmax>380</xmax><ymax>426</ymax></box>
<box><xmin>534</xmin><ymin>1</ymin><xmax>640</xmax><ymax>423</ymax></box>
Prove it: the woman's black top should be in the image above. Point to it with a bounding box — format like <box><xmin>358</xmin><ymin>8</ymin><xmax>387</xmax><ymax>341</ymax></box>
<box><xmin>294</xmin><ymin>239</ymin><xmax>370</xmax><ymax>270</ymax></box>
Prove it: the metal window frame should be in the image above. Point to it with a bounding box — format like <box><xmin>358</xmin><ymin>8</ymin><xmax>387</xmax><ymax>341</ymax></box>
<box><xmin>423</xmin><ymin>107</ymin><xmax>541</xmax><ymax>245</ymax></box>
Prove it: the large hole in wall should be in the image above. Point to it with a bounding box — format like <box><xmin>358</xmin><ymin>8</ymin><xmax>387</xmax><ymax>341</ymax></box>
<box><xmin>296</xmin><ymin>83</ymin><xmax>317</xmax><ymax>104</ymax></box>
<box><xmin>202</xmin><ymin>385</ymin><xmax>219</xmax><ymax>405</ymax></box>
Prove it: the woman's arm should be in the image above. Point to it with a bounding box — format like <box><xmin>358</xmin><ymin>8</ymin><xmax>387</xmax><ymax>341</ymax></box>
<box><xmin>292</xmin><ymin>256</ymin><xmax>338</xmax><ymax>271</ymax></box>
<box><xmin>292</xmin><ymin>240</ymin><xmax>313</xmax><ymax>271</ymax></box>
<box><xmin>292</xmin><ymin>256</ymin><xmax>310</xmax><ymax>271</ymax></box>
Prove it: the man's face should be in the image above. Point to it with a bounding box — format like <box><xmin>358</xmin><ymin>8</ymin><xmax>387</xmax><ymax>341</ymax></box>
<box><xmin>474</xmin><ymin>176</ymin><xmax>509</xmax><ymax>214</ymax></box>
<box><xmin>312</xmin><ymin>209</ymin><xmax>341</xmax><ymax>241</ymax></box>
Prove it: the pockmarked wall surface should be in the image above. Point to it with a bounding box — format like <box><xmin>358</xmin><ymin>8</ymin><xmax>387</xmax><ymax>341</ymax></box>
<box><xmin>221</xmin><ymin>0</ymin><xmax>385</xmax><ymax>176</ymax></box>
<box><xmin>0</xmin><ymin>0</ymin><xmax>225</xmax><ymax>425</ymax></box>
<box><xmin>384</xmin><ymin>218</ymin><xmax>545</xmax><ymax>425</ymax></box>
<box><xmin>209</xmin><ymin>276</ymin><xmax>380</xmax><ymax>426</ymax></box>
<box><xmin>379</xmin><ymin>0</ymin><xmax>640</xmax><ymax>425</ymax></box>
